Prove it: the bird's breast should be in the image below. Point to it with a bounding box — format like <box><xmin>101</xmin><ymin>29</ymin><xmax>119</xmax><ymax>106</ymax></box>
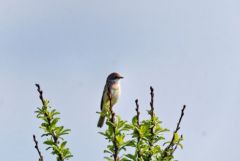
<box><xmin>110</xmin><ymin>83</ymin><xmax>120</xmax><ymax>104</ymax></box>
<box><xmin>111</xmin><ymin>84</ymin><xmax>120</xmax><ymax>96</ymax></box>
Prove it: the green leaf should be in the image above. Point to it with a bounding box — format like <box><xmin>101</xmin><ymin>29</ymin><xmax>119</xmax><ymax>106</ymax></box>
<box><xmin>60</xmin><ymin>141</ymin><xmax>67</xmax><ymax>149</ymax></box>
<box><xmin>132</xmin><ymin>116</ymin><xmax>138</xmax><ymax>126</ymax></box>
<box><xmin>44</xmin><ymin>140</ymin><xmax>55</xmax><ymax>146</ymax></box>
<box><xmin>116</xmin><ymin>135</ymin><xmax>124</xmax><ymax>145</ymax></box>
<box><xmin>173</xmin><ymin>133</ymin><xmax>180</xmax><ymax>143</ymax></box>
<box><xmin>125</xmin><ymin>154</ymin><xmax>136</xmax><ymax>160</ymax></box>
<box><xmin>104</xmin><ymin>157</ymin><xmax>114</xmax><ymax>161</ymax></box>
<box><xmin>51</xmin><ymin>118</ymin><xmax>60</xmax><ymax>126</ymax></box>
<box><xmin>104</xmin><ymin>150</ymin><xmax>112</xmax><ymax>154</ymax></box>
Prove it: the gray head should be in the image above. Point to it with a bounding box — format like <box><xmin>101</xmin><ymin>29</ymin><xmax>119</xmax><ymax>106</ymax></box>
<box><xmin>107</xmin><ymin>72</ymin><xmax>124</xmax><ymax>82</ymax></box>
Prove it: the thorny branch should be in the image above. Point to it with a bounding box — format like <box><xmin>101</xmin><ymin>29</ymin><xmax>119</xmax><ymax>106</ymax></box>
<box><xmin>148</xmin><ymin>86</ymin><xmax>155</xmax><ymax>159</ymax></box>
<box><xmin>149</xmin><ymin>86</ymin><xmax>154</xmax><ymax>120</ymax></box>
<box><xmin>171</xmin><ymin>135</ymin><xmax>183</xmax><ymax>156</ymax></box>
<box><xmin>135</xmin><ymin>99</ymin><xmax>141</xmax><ymax>160</ymax></box>
<box><xmin>35</xmin><ymin>84</ymin><xmax>44</xmax><ymax>106</ymax></box>
<box><xmin>174</xmin><ymin>105</ymin><xmax>186</xmax><ymax>134</ymax></box>
<box><xmin>162</xmin><ymin>105</ymin><xmax>186</xmax><ymax>158</ymax></box>
<box><xmin>33</xmin><ymin>134</ymin><xmax>44</xmax><ymax>161</ymax></box>
<box><xmin>107</xmin><ymin>87</ymin><xmax>119</xmax><ymax>161</ymax></box>
<box><xmin>135</xmin><ymin>99</ymin><xmax>140</xmax><ymax>127</ymax></box>
<box><xmin>35</xmin><ymin>84</ymin><xmax>64</xmax><ymax>161</ymax></box>
<box><xmin>149</xmin><ymin>86</ymin><xmax>154</xmax><ymax>135</ymax></box>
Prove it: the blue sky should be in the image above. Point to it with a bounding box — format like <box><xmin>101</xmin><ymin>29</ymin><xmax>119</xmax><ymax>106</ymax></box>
<box><xmin>0</xmin><ymin>0</ymin><xmax>240</xmax><ymax>161</ymax></box>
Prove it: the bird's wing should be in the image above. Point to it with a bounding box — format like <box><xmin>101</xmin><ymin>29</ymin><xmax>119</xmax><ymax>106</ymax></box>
<box><xmin>100</xmin><ymin>84</ymin><xmax>107</xmax><ymax>111</ymax></box>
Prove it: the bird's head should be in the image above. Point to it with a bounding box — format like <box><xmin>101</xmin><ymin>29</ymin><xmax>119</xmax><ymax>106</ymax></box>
<box><xmin>107</xmin><ymin>72</ymin><xmax>124</xmax><ymax>83</ymax></box>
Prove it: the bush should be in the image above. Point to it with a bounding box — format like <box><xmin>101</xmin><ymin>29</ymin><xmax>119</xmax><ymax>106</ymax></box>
<box><xmin>33</xmin><ymin>84</ymin><xmax>186</xmax><ymax>161</ymax></box>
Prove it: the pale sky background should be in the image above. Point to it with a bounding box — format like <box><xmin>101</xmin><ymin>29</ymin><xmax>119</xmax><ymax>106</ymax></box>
<box><xmin>0</xmin><ymin>0</ymin><xmax>240</xmax><ymax>161</ymax></box>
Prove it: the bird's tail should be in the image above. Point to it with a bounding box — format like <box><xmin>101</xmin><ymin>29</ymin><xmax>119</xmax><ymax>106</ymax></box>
<box><xmin>97</xmin><ymin>116</ymin><xmax>105</xmax><ymax>128</ymax></box>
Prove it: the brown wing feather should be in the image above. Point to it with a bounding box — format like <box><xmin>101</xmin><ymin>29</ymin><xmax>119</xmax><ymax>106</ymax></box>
<box><xmin>100</xmin><ymin>84</ymin><xmax>107</xmax><ymax>111</ymax></box>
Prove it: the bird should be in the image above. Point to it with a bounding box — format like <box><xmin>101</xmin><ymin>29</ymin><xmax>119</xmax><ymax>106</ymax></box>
<box><xmin>97</xmin><ymin>72</ymin><xmax>124</xmax><ymax>128</ymax></box>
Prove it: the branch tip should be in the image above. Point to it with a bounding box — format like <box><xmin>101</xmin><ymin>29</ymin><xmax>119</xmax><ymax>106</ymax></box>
<box><xmin>35</xmin><ymin>83</ymin><xmax>44</xmax><ymax>105</ymax></box>
<box><xmin>33</xmin><ymin>134</ymin><xmax>44</xmax><ymax>161</ymax></box>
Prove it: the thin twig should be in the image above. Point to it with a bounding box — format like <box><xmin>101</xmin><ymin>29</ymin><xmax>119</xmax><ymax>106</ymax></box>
<box><xmin>35</xmin><ymin>84</ymin><xmax>64</xmax><ymax>161</ymax></box>
<box><xmin>35</xmin><ymin>84</ymin><xmax>58</xmax><ymax>142</ymax></box>
<box><xmin>135</xmin><ymin>99</ymin><xmax>140</xmax><ymax>127</ymax></box>
<box><xmin>135</xmin><ymin>99</ymin><xmax>141</xmax><ymax>160</ymax></box>
<box><xmin>171</xmin><ymin>135</ymin><xmax>183</xmax><ymax>156</ymax></box>
<box><xmin>35</xmin><ymin>84</ymin><xmax>44</xmax><ymax>105</ymax></box>
<box><xmin>107</xmin><ymin>87</ymin><xmax>119</xmax><ymax>161</ymax></box>
<box><xmin>148</xmin><ymin>86</ymin><xmax>155</xmax><ymax>159</ymax></box>
<box><xmin>33</xmin><ymin>134</ymin><xmax>44</xmax><ymax>161</ymax></box>
<box><xmin>150</xmin><ymin>86</ymin><xmax>154</xmax><ymax>121</ymax></box>
<box><xmin>149</xmin><ymin>86</ymin><xmax>154</xmax><ymax>135</ymax></box>
<box><xmin>162</xmin><ymin>105</ymin><xmax>186</xmax><ymax>158</ymax></box>
<box><xmin>174</xmin><ymin>105</ymin><xmax>186</xmax><ymax>134</ymax></box>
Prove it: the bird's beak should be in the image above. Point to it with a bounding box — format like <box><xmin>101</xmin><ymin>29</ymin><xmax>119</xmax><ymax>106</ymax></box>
<box><xmin>119</xmin><ymin>76</ymin><xmax>124</xmax><ymax>79</ymax></box>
